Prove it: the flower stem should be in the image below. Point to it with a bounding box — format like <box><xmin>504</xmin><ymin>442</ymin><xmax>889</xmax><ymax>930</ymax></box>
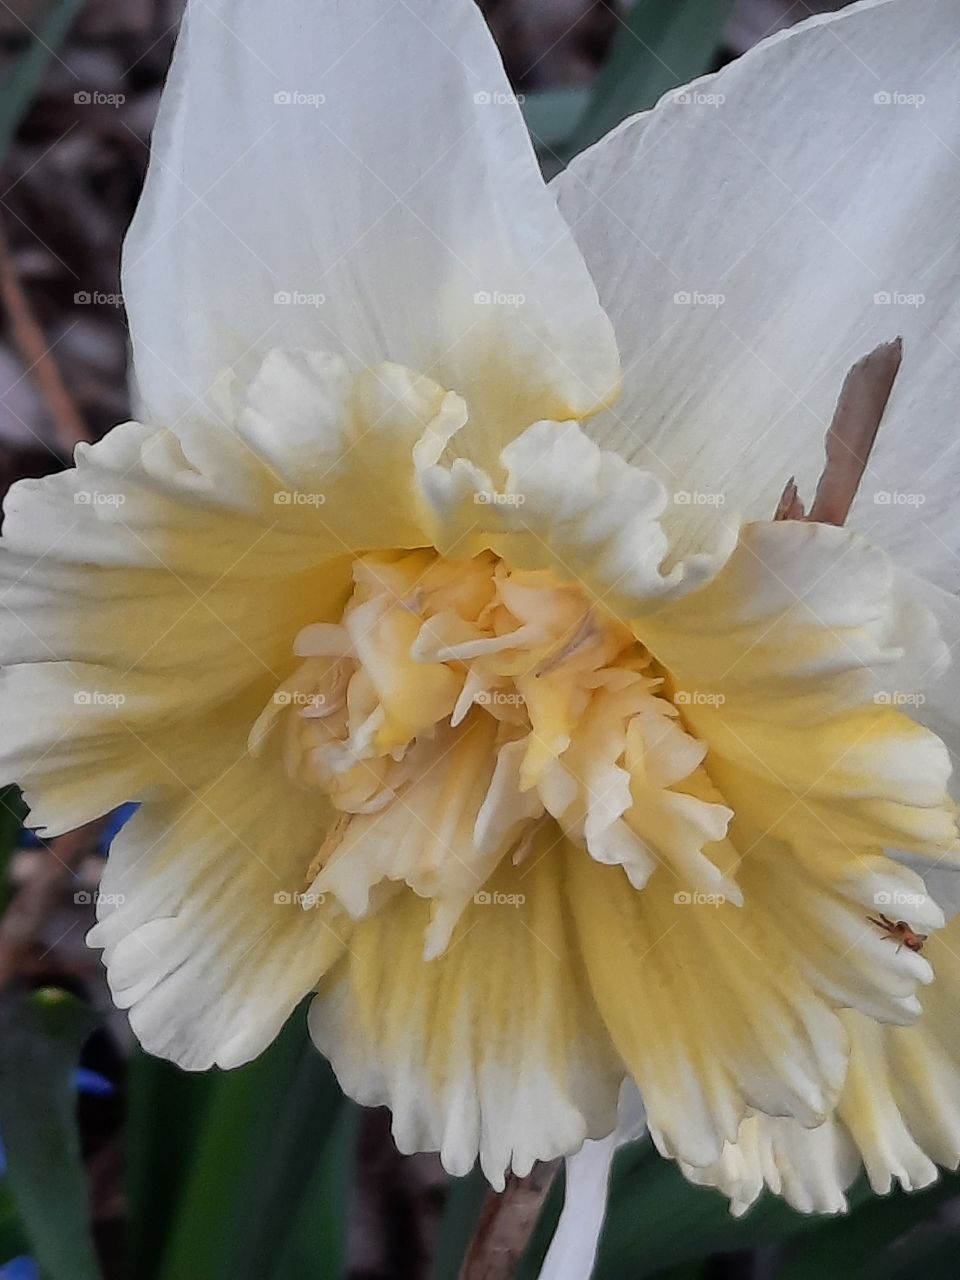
<box><xmin>459</xmin><ymin>1159</ymin><xmax>561</xmax><ymax>1280</ymax></box>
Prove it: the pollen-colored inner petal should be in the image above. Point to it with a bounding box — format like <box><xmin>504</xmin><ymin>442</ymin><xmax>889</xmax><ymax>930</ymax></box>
<box><xmin>249</xmin><ymin>547</ymin><xmax>736</xmax><ymax>955</ymax></box>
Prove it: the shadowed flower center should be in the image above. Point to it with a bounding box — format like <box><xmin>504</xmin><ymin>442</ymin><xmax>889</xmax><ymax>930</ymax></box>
<box><xmin>250</xmin><ymin>548</ymin><xmax>737</xmax><ymax>957</ymax></box>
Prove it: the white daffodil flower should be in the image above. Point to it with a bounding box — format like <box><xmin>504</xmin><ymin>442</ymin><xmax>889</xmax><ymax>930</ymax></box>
<box><xmin>2</xmin><ymin>0</ymin><xmax>960</xmax><ymax>1224</ymax></box>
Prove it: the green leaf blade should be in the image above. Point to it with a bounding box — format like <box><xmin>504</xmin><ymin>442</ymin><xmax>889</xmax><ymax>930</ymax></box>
<box><xmin>558</xmin><ymin>0</ymin><xmax>734</xmax><ymax>164</ymax></box>
<box><xmin>0</xmin><ymin>989</ymin><xmax>101</xmax><ymax>1280</ymax></box>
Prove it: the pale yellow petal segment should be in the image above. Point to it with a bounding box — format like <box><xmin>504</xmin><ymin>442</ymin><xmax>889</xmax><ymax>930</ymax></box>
<box><xmin>308</xmin><ymin>843</ymin><xmax>623</xmax><ymax>1190</ymax></box>
<box><xmin>310</xmin><ymin>715</ymin><xmax>510</xmax><ymax>961</ymax></box>
<box><xmin>0</xmin><ymin>421</ymin><xmax>353</xmax><ymax>831</ymax></box>
<box><xmin>639</xmin><ymin>521</ymin><xmax>958</xmax><ymax>876</ymax></box>
<box><xmin>0</xmin><ymin>355</ymin><xmax>471</xmax><ymax>832</ymax></box>
<box><xmin>682</xmin><ymin>921</ymin><xmax>960</xmax><ymax>1214</ymax></box>
<box><xmin>642</xmin><ymin>521</ymin><xmax>931</xmax><ymax>716</ymax></box>
<box><xmin>610</xmin><ymin>517</ymin><xmax>958</xmax><ymax>1050</ymax></box>
<box><xmin>540</xmin><ymin>678</ymin><xmax>738</xmax><ymax>901</ymax></box>
<box><xmin>419</xmin><ymin>419</ymin><xmax>734</xmax><ymax>617</ymax></box>
<box><xmin>87</xmin><ymin>746</ymin><xmax>347</xmax><ymax>1071</ymax></box>
<box><xmin>566</xmin><ymin>850</ymin><xmax>849</xmax><ymax>1169</ymax></box>
<box><xmin>234</xmin><ymin>353</ymin><xmax>471</xmax><ymax>551</ymax></box>
<box><xmin>259</xmin><ymin>547</ymin><xmax>746</xmax><ymax>956</ymax></box>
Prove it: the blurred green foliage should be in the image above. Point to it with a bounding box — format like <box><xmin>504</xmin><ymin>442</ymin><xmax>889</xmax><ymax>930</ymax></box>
<box><xmin>0</xmin><ymin>0</ymin><xmax>85</xmax><ymax>165</ymax></box>
<box><xmin>592</xmin><ymin>1138</ymin><xmax>960</xmax><ymax>1280</ymax></box>
<box><xmin>128</xmin><ymin>1010</ymin><xmax>348</xmax><ymax>1280</ymax></box>
<box><xmin>0</xmin><ymin>990</ymin><xmax>102</xmax><ymax>1280</ymax></box>
<box><xmin>0</xmin><ymin>1183</ymin><xmax>31</xmax><ymax>1263</ymax></box>
<box><xmin>0</xmin><ymin>788</ymin><xmax>26</xmax><ymax>915</ymax></box>
<box><xmin>523</xmin><ymin>0</ymin><xmax>733</xmax><ymax>169</ymax></box>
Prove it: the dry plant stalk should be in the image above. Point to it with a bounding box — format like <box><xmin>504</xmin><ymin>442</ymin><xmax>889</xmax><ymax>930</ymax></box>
<box><xmin>459</xmin><ymin>1160</ymin><xmax>561</xmax><ymax>1280</ymax></box>
<box><xmin>0</xmin><ymin>215</ymin><xmax>92</xmax><ymax>455</ymax></box>
<box><xmin>775</xmin><ymin>337</ymin><xmax>903</xmax><ymax>525</ymax></box>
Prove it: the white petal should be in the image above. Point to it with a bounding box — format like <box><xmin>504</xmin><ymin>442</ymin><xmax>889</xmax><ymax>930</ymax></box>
<box><xmin>539</xmin><ymin>1132</ymin><xmax>620</xmax><ymax>1280</ymax></box>
<box><xmin>552</xmin><ymin>0</ymin><xmax>960</xmax><ymax>585</ymax></box>
<box><xmin>681</xmin><ymin>1113</ymin><xmax>860</xmax><ymax>1217</ymax></box>
<box><xmin>890</xmin><ymin>569</ymin><xmax>960</xmax><ymax>787</ymax></box>
<box><xmin>124</xmin><ymin>0</ymin><xmax>619</xmax><ymax>437</ymax></box>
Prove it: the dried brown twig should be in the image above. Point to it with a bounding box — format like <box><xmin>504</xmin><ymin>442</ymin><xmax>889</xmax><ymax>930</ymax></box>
<box><xmin>0</xmin><ymin>213</ymin><xmax>92</xmax><ymax>456</ymax></box>
<box><xmin>775</xmin><ymin>337</ymin><xmax>903</xmax><ymax>525</ymax></box>
<box><xmin>459</xmin><ymin>1160</ymin><xmax>561</xmax><ymax>1280</ymax></box>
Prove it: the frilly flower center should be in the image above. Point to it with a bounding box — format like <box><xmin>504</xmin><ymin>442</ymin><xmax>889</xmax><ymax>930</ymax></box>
<box><xmin>250</xmin><ymin>548</ymin><xmax>738</xmax><ymax>958</ymax></box>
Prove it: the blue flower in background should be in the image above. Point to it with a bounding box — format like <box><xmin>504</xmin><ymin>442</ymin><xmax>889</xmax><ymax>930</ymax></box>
<box><xmin>0</xmin><ymin>1257</ymin><xmax>39</xmax><ymax>1280</ymax></box>
<box><xmin>74</xmin><ymin>1068</ymin><xmax>113</xmax><ymax>1098</ymax></box>
<box><xmin>97</xmin><ymin>803</ymin><xmax>138</xmax><ymax>853</ymax></box>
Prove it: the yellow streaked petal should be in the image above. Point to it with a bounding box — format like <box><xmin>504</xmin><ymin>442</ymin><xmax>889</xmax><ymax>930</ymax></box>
<box><xmin>566</xmin><ymin>850</ymin><xmax>849</xmax><ymax>1168</ymax></box>
<box><xmin>88</xmin><ymin>747</ymin><xmax>347</xmax><ymax>1070</ymax></box>
<box><xmin>309</xmin><ymin>842</ymin><xmax>622</xmax><ymax>1189</ymax></box>
<box><xmin>683</xmin><ymin>914</ymin><xmax>960</xmax><ymax>1213</ymax></box>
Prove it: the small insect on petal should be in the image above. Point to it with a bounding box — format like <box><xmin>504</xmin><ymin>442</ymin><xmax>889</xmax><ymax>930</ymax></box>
<box><xmin>867</xmin><ymin>912</ymin><xmax>928</xmax><ymax>953</ymax></box>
